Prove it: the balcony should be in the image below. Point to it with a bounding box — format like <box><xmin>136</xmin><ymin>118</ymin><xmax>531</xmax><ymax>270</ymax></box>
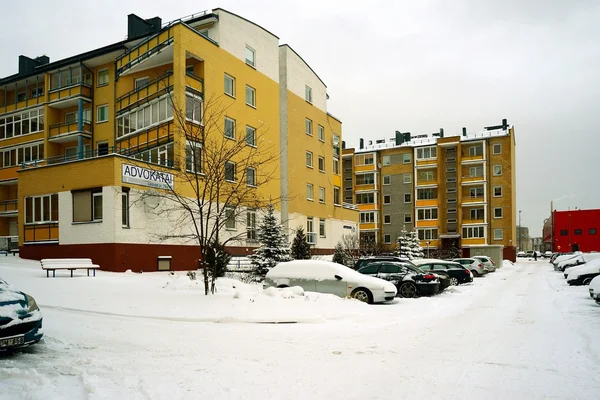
<box><xmin>416</xmin><ymin>178</ymin><xmax>438</xmax><ymax>187</ymax></box>
<box><xmin>0</xmin><ymin>93</ymin><xmax>45</xmax><ymax>115</ymax></box>
<box><xmin>462</xmin><ymin>196</ymin><xmax>486</xmax><ymax>205</ymax></box>
<box><xmin>461</xmin><ymin>175</ymin><xmax>485</xmax><ymax>184</ymax></box>
<box><xmin>0</xmin><ymin>200</ymin><xmax>17</xmax><ymax>216</ymax></box>
<box><xmin>116</xmin><ymin>72</ymin><xmax>175</xmax><ymax>113</ymax></box>
<box><xmin>355</xmin><ymin>183</ymin><xmax>376</xmax><ymax>192</ymax></box>
<box><xmin>24</xmin><ymin>222</ymin><xmax>59</xmax><ymax>244</ymax></box>
<box><xmin>116</xmin><ymin>28</ymin><xmax>175</xmax><ymax>77</ymax></box>
<box><xmin>342</xmin><ymin>202</ymin><xmax>358</xmax><ymax>211</ymax></box>
<box><xmin>48</xmin><ymin>84</ymin><xmax>92</xmax><ymax>108</ymax></box>
<box><xmin>185</xmin><ymin>69</ymin><xmax>204</xmax><ymax>96</ymax></box>
<box><xmin>48</xmin><ymin>120</ymin><xmax>92</xmax><ymax>143</ymax></box>
<box><xmin>415</xmin><ymin>199</ymin><xmax>438</xmax><ymax>208</ymax></box>
<box><xmin>462</xmin><ymin>219</ymin><xmax>485</xmax><ymax>225</ymax></box>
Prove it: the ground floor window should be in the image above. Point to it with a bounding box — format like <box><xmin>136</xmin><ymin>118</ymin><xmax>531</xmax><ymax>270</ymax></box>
<box><xmin>72</xmin><ymin>189</ymin><xmax>103</xmax><ymax>223</ymax></box>
<box><xmin>25</xmin><ymin>194</ymin><xmax>58</xmax><ymax>224</ymax></box>
<box><xmin>122</xmin><ymin>190</ymin><xmax>129</xmax><ymax>227</ymax></box>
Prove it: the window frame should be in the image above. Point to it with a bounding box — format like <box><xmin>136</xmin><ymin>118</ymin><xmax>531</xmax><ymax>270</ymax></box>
<box><xmin>246</xmin><ymin>167</ymin><xmax>257</xmax><ymax>187</ymax></box>
<box><xmin>382</xmin><ymin>155</ymin><xmax>391</xmax><ymax>166</ymax></box>
<box><xmin>318</xmin><ymin>156</ymin><xmax>325</xmax><ymax>173</ymax></box>
<box><xmin>384</xmin><ymin>214</ymin><xmax>391</xmax><ymax>224</ymax></box>
<box><xmin>404</xmin><ymin>213</ymin><xmax>412</xmax><ymax>223</ymax></box>
<box><xmin>494</xmin><ymin>229</ymin><xmax>503</xmax><ymax>240</ymax></box>
<box><xmin>404</xmin><ymin>193</ymin><xmax>411</xmax><ymax>203</ymax></box>
<box><xmin>319</xmin><ymin>218</ymin><xmax>326</xmax><ymax>237</ymax></box>
<box><xmin>224</xmin><ymin>117</ymin><xmax>236</xmax><ymax>140</ymax></box>
<box><xmin>333</xmin><ymin>186</ymin><xmax>341</xmax><ymax>206</ymax></box>
<box><xmin>318</xmin><ymin>125</ymin><xmax>324</xmax><ymax>142</ymax></box>
<box><xmin>403</xmin><ymin>153</ymin><xmax>411</xmax><ymax>164</ymax></box>
<box><xmin>245</xmin><ymin>85</ymin><xmax>256</xmax><ymax>108</ymax></box>
<box><xmin>493</xmin><ymin>186</ymin><xmax>503</xmax><ymax>197</ymax></box>
<box><xmin>97</xmin><ymin>69</ymin><xmax>109</xmax><ymax>87</ymax></box>
<box><xmin>246</xmin><ymin>210</ymin><xmax>257</xmax><ymax>240</ymax></box>
<box><xmin>245</xmin><ymin>125</ymin><xmax>256</xmax><ymax>147</ymax></box>
<box><xmin>92</xmin><ymin>192</ymin><xmax>103</xmax><ymax>222</ymax></box>
<box><xmin>225</xmin><ymin>161</ymin><xmax>237</xmax><ymax>182</ymax></box>
<box><xmin>384</xmin><ymin>195</ymin><xmax>391</xmax><ymax>205</ymax></box>
<box><xmin>319</xmin><ymin>186</ymin><xmax>325</xmax><ymax>203</ymax></box>
<box><xmin>185</xmin><ymin>140</ymin><xmax>203</xmax><ymax>174</ymax></box>
<box><xmin>224</xmin><ymin>74</ymin><xmax>235</xmax><ymax>97</ymax></box>
<box><xmin>305</xmin><ymin>118</ymin><xmax>313</xmax><ymax>136</ymax></box>
<box><xmin>493</xmin><ymin>165</ymin><xmax>502</xmax><ymax>176</ymax></box>
<box><xmin>225</xmin><ymin>207</ymin><xmax>236</xmax><ymax>230</ymax></box>
<box><xmin>494</xmin><ymin>207</ymin><xmax>503</xmax><ymax>218</ymax></box>
<box><xmin>306</xmin><ymin>151</ymin><xmax>313</xmax><ymax>168</ymax></box>
<box><xmin>121</xmin><ymin>190</ymin><xmax>130</xmax><ymax>228</ymax></box>
<box><xmin>383</xmin><ymin>234</ymin><xmax>392</xmax><ymax>244</ymax></box>
<box><xmin>403</xmin><ymin>173</ymin><xmax>411</xmax><ymax>184</ymax></box>
<box><xmin>306</xmin><ymin>184</ymin><xmax>314</xmax><ymax>201</ymax></box>
<box><xmin>305</xmin><ymin>85</ymin><xmax>312</xmax><ymax>103</ymax></box>
<box><xmin>97</xmin><ymin>104</ymin><xmax>109</xmax><ymax>123</ymax></box>
<box><xmin>383</xmin><ymin>175</ymin><xmax>391</xmax><ymax>185</ymax></box>
<box><xmin>493</xmin><ymin>143</ymin><xmax>502</xmax><ymax>155</ymax></box>
<box><xmin>245</xmin><ymin>45</ymin><xmax>256</xmax><ymax>68</ymax></box>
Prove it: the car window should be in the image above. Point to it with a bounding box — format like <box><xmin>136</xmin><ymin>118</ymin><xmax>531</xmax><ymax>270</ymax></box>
<box><xmin>446</xmin><ymin>263</ymin><xmax>463</xmax><ymax>269</ymax></box>
<box><xmin>380</xmin><ymin>264</ymin><xmax>400</xmax><ymax>274</ymax></box>
<box><xmin>432</xmin><ymin>264</ymin><xmax>447</xmax><ymax>271</ymax></box>
<box><xmin>358</xmin><ymin>265</ymin><xmax>379</xmax><ymax>274</ymax></box>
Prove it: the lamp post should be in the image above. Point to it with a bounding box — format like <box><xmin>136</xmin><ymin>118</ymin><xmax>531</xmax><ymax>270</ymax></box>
<box><xmin>518</xmin><ymin>210</ymin><xmax>522</xmax><ymax>251</ymax></box>
<box><xmin>426</xmin><ymin>241</ymin><xmax>430</xmax><ymax>258</ymax></box>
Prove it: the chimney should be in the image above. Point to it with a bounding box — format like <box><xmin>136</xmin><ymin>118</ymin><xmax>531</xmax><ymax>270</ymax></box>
<box><xmin>127</xmin><ymin>14</ymin><xmax>162</xmax><ymax>40</ymax></box>
<box><xmin>462</xmin><ymin>127</ymin><xmax>467</xmax><ymax>137</ymax></box>
<box><xmin>502</xmin><ymin>118</ymin><xmax>508</xmax><ymax>130</ymax></box>
<box><xmin>395</xmin><ymin>130</ymin><xmax>403</xmax><ymax>146</ymax></box>
<box><xmin>403</xmin><ymin>132</ymin><xmax>411</xmax><ymax>143</ymax></box>
<box><xmin>359</xmin><ymin>138</ymin><xmax>364</xmax><ymax>150</ymax></box>
<box><xmin>440</xmin><ymin>128</ymin><xmax>444</xmax><ymax>138</ymax></box>
<box><xmin>341</xmin><ymin>140</ymin><xmax>346</xmax><ymax>149</ymax></box>
<box><xmin>18</xmin><ymin>55</ymin><xmax>50</xmax><ymax>76</ymax></box>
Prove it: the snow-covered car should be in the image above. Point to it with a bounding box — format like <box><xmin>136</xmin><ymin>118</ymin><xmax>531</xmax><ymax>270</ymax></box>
<box><xmin>588</xmin><ymin>275</ymin><xmax>600</xmax><ymax>298</ymax></box>
<box><xmin>558</xmin><ymin>255</ymin><xmax>586</xmax><ymax>272</ymax></box>
<box><xmin>566</xmin><ymin>259</ymin><xmax>600</xmax><ymax>285</ymax></box>
<box><xmin>353</xmin><ymin>256</ymin><xmax>414</xmax><ymax>271</ymax></box>
<box><xmin>412</xmin><ymin>259</ymin><xmax>473</xmax><ymax>286</ymax></box>
<box><xmin>0</xmin><ymin>278</ymin><xmax>44</xmax><ymax>351</ymax></box>
<box><xmin>357</xmin><ymin>261</ymin><xmax>440</xmax><ymax>298</ymax></box>
<box><xmin>472</xmin><ymin>255</ymin><xmax>496</xmax><ymax>272</ymax></box>
<box><xmin>553</xmin><ymin>253</ymin><xmax>581</xmax><ymax>270</ymax></box>
<box><xmin>543</xmin><ymin>251</ymin><xmax>553</xmax><ymax>259</ymax></box>
<box><xmin>264</xmin><ymin>260</ymin><xmax>397</xmax><ymax>304</ymax></box>
<box><xmin>452</xmin><ymin>258</ymin><xmax>488</xmax><ymax>277</ymax></box>
<box><xmin>517</xmin><ymin>251</ymin><xmax>526</xmax><ymax>257</ymax></box>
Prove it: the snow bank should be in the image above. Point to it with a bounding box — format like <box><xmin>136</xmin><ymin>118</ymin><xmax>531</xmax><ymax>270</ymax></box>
<box><xmin>502</xmin><ymin>259</ymin><xmax>514</xmax><ymax>267</ymax></box>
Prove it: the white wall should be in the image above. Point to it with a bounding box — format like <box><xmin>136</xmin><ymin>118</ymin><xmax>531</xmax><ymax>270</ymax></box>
<box><xmin>279</xmin><ymin>46</ymin><xmax>327</xmax><ymax>112</ymax></box>
<box><xmin>213</xmin><ymin>9</ymin><xmax>280</xmax><ymax>83</ymax></box>
<box><xmin>287</xmin><ymin>212</ymin><xmax>359</xmax><ymax>250</ymax></box>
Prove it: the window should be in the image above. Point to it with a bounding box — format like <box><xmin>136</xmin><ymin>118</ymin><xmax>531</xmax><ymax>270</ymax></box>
<box><xmin>319</xmin><ymin>218</ymin><xmax>326</xmax><ymax>237</ymax></box>
<box><xmin>417</xmin><ymin>188</ymin><xmax>437</xmax><ymax>200</ymax></box>
<box><xmin>493</xmin><ymin>144</ymin><xmax>502</xmax><ymax>155</ymax></box>
<box><xmin>494</xmin><ymin>229</ymin><xmax>503</xmax><ymax>240</ymax></box>
<box><xmin>354</xmin><ymin>154</ymin><xmax>374</xmax><ymax>166</ymax></box>
<box><xmin>469</xmin><ymin>166</ymin><xmax>483</xmax><ymax>177</ymax></box>
<box><xmin>24</xmin><ymin>194</ymin><xmax>58</xmax><ymax>224</ymax></box>
<box><xmin>360</xmin><ymin>212</ymin><xmax>375</xmax><ymax>224</ymax></box>
<box><xmin>224</xmin><ymin>117</ymin><xmax>235</xmax><ymax>139</ymax></box>
<box><xmin>93</xmin><ymin>192</ymin><xmax>103</xmax><ymax>221</ymax></box>
<box><xmin>97</xmin><ymin>141</ymin><xmax>109</xmax><ymax>156</ymax></box>
<box><xmin>245</xmin><ymin>85</ymin><xmax>256</xmax><ymax>107</ymax></box>
<box><xmin>384</xmin><ymin>234</ymin><xmax>392</xmax><ymax>244</ymax></box>
<box><xmin>470</xmin><ymin>187</ymin><xmax>484</xmax><ymax>198</ymax></box>
<box><xmin>1</xmin><ymin>142</ymin><xmax>44</xmax><ymax>167</ymax></box>
<box><xmin>334</xmin><ymin>187</ymin><xmax>341</xmax><ymax>205</ymax></box>
<box><xmin>416</xmin><ymin>146</ymin><xmax>437</xmax><ymax>159</ymax></box>
<box><xmin>131</xmin><ymin>143</ymin><xmax>174</xmax><ymax>167</ymax></box>
<box><xmin>384</xmin><ymin>195</ymin><xmax>391</xmax><ymax>204</ymax></box>
<box><xmin>462</xmin><ymin>226</ymin><xmax>485</xmax><ymax>238</ymax></box>
<box><xmin>468</xmin><ymin>145</ymin><xmax>483</xmax><ymax>156</ymax></box>
<box><xmin>317</xmin><ymin>125</ymin><xmax>325</xmax><ymax>141</ymax></box>
<box><xmin>97</xmin><ymin>105</ymin><xmax>108</xmax><ymax>123</ymax></box>
<box><xmin>420</xmin><ymin>171</ymin><xmax>434</xmax><ymax>181</ymax></box>
<box><xmin>116</xmin><ymin>96</ymin><xmax>172</xmax><ymax>138</ymax></box>
<box><xmin>417</xmin><ymin>208</ymin><xmax>438</xmax><ymax>220</ymax></box>
<box><xmin>185</xmin><ymin>141</ymin><xmax>202</xmax><ymax>173</ymax></box>
<box><xmin>246</xmin><ymin>126</ymin><xmax>256</xmax><ymax>147</ymax></box>
<box><xmin>245</xmin><ymin>46</ymin><xmax>256</xmax><ymax>67</ymax></box>
<box><xmin>121</xmin><ymin>190</ymin><xmax>129</xmax><ymax>227</ymax></box>
<box><xmin>447</xmin><ymin>188</ymin><xmax>457</xmax><ymax>193</ymax></box>
<box><xmin>404</xmin><ymin>193</ymin><xmax>411</xmax><ymax>203</ymax></box>
<box><xmin>382</xmin><ymin>155</ymin><xmax>391</xmax><ymax>166</ymax></box>
<box><xmin>470</xmin><ymin>208</ymin><xmax>484</xmax><ymax>220</ymax></box>
<box><xmin>319</xmin><ymin>187</ymin><xmax>325</xmax><ymax>203</ymax></box>
<box><xmin>247</xmin><ymin>211</ymin><xmax>257</xmax><ymax>240</ymax></box>
<box><xmin>306</xmin><ymin>151</ymin><xmax>313</xmax><ymax>168</ymax></box>
<box><xmin>404</xmin><ymin>213</ymin><xmax>412</xmax><ymax>223</ymax></box>
<box><xmin>333</xmin><ymin>158</ymin><xmax>339</xmax><ymax>174</ymax></box>
<box><xmin>318</xmin><ymin>156</ymin><xmax>325</xmax><ymax>172</ymax></box>
<box><xmin>356</xmin><ymin>173</ymin><xmax>375</xmax><ymax>185</ymax></box>
<box><xmin>30</xmin><ymin>87</ymin><xmax>44</xmax><ymax>98</ymax></box>
<box><xmin>307</xmin><ymin>217</ymin><xmax>315</xmax><ymax>240</ymax></box>
<box><xmin>560</xmin><ymin>230</ymin><xmax>568</xmax><ymax>236</ymax></box>
<box><xmin>356</xmin><ymin>193</ymin><xmax>374</xmax><ymax>204</ymax></box>
<box><xmin>417</xmin><ymin>228</ymin><xmax>438</xmax><ymax>240</ymax></box>
<box><xmin>224</xmin><ymin>74</ymin><xmax>235</xmax><ymax>97</ymax></box>
<box><xmin>493</xmin><ymin>165</ymin><xmax>502</xmax><ymax>176</ymax></box>
<box><xmin>494</xmin><ymin>186</ymin><xmax>502</xmax><ymax>197</ymax></box>
<box><xmin>225</xmin><ymin>161</ymin><xmax>236</xmax><ymax>182</ymax></box>
<box><xmin>305</xmin><ymin>86</ymin><xmax>312</xmax><ymax>103</ymax></box>
<box><xmin>186</xmin><ymin>94</ymin><xmax>202</xmax><ymax>123</ymax></box>
<box><xmin>246</xmin><ymin>167</ymin><xmax>256</xmax><ymax>187</ymax></box>
<box><xmin>403</xmin><ymin>153</ymin><xmax>411</xmax><ymax>164</ymax></box>
<box><xmin>574</xmin><ymin>229</ymin><xmax>582</xmax><ymax>235</ymax></box>
<box><xmin>134</xmin><ymin>77</ymin><xmax>149</xmax><ymax>90</ymax></box>
<box><xmin>225</xmin><ymin>207</ymin><xmax>236</xmax><ymax>230</ymax></box>
<box><xmin>383</xmin><ymin>175</ymin><xmax>391</xmax><ymax>185</ymax></box>
<box><xmin>590</xmin><ymin>228</ymin><xmax>597</xmax><ymax>235</ymax></box>
<box><xmin>306</xmin><ymin>184</ymin><xmax>314</xmax><ymax>200</ymax></box>
<box><xmin>97</xmin><ymin>69</ymin><xmax>109</xmax><ymax>86</ymax></box>
<box><xmin>494</xmin><ymin>208</ymin><xmax>503</xmax><ymax>218</ymax></box>
<box><xmin>306</xmin><ymin>118</ymin><xmax>313</xmax><ymax>135</ymax></box>
<box><xmin>1</xmin><ymin>108</ymin><xmax>45</xmax><ymax>139</ymax></box>
<box><xmin>403</xmin><ymin>173</ymin><xmax>412</xmax><ymax>184</ymax></box>
<box><xmin>384</xmin><ymin>215</ymin><xmax>391</xmax><ymax>224</ymax></box>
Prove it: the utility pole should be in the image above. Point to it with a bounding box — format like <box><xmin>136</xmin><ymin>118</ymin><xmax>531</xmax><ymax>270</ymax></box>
<box><xmin>519</xmin><ymin>210</ymin><xmax>522</xmax><ymax>251</ymax></box>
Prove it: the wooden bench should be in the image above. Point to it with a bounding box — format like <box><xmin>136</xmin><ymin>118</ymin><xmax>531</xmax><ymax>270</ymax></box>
<box><xmin>41</xmin><ymin>258</ymin><xmax>100</xmax><ymax>278</ymax></box>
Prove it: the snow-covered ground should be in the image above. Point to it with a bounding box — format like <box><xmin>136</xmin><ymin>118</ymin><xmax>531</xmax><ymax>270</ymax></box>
<box><xmin>1</xmin><ymin>258</ymin><xmax>600</xmax><ymax>399</ymax></box>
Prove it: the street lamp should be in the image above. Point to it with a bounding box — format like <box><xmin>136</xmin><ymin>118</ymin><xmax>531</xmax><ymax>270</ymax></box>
<box><xmin>518</xmin><ymin>210</ymin><xmax>522</xmax><ymax>251</ymax></box>
<box><xmin>426</xmin><ymin>241</ymin><xmax>430</xmax><ymax>258</ymax></box>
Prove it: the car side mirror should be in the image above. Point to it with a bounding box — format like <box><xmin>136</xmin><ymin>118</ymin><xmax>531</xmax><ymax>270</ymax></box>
<box><xmin>334</xmin><ymin>274</ymin><xmax>343</xmax><ymax>280</ymax></box>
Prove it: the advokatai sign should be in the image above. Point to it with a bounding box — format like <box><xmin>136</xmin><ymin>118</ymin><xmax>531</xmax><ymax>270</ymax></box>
<box><xmin>122</xmin><ymin>164</ymin><xmax>174</xmax><ymax>190</ymax></box>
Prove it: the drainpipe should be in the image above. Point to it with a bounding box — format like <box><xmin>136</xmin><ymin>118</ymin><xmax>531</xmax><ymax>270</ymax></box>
<box><xmin>77</xmin><ymin>98</ymin><xmax>84</xmax><ymax>159</ymax></box>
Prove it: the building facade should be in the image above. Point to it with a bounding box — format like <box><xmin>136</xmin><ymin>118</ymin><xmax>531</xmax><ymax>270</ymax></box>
<box><xmin>0</xmin><ymin>9</ymin><xmax>357</xmax><ymax>271</ymax></box>
<box><xmin>543</xmin><ymin>209</ymin><xmax>600</xmax><ymax>253</ymax></box>
<box><xmin>346</xmin><ymin>121</ymin><xmax>517</xmax><ymax>260</ymax></box>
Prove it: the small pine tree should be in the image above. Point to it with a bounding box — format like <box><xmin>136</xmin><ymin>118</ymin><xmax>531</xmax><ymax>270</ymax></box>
<box><xmin>409</xmin><ymin>231</ymin><xmax>425</xmax><ymax>259</ymax></box>
<box><xmin>205</xmin><ymin>241</ymin><xmax>231</xmax><ymax>278</ymax></box>
<box><xmin>397</xmin><ymin>229</ymin><xmax>412</xmax><ymax>259</ymax></box>
<box><xmin>291</xmin><ymin>226</ymin><xmax>312</xmax><ymax>260</ymax></box>
<box><xmin>249</xmin><ymin>203</ymin><xmax>292</xmax><ymax>279</ymax></box>
<box><xmin>332</xmin><ymin>242</ymin><xmax>346</xmax><ymax>265</ymax></box>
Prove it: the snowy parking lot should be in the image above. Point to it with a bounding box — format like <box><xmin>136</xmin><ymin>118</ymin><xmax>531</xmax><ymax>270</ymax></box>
<box><xmin>2</xmin><ymin>258</ymin><xmax>600</xmax><ymax>399</ymax></box>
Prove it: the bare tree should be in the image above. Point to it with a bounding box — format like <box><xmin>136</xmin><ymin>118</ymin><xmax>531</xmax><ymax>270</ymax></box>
<box><xmin>340</xmin><ymin>234</ymin><xmax>360</xmax><ymax>266</ymax></box>
<box><xmin>133</xmin><ymin>93</ymin><xmax>282</xmax><ymax>294</ymax></box>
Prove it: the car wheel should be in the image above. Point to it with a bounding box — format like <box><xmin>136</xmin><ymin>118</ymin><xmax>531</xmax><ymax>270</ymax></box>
<box><xmin>351</xmin><ymin>288</ymin><xmax>372</xmax><ymax>304</ymax></box>
<box><xmin>583</xmin><ymin>278</ymin><xmax>593</xmax><ymax>285</ymax></box>
<box><xmin>471</xmin><ymin>270</ymin><xmax>479</xmax><ymax>277</ymax></box>
<box><xmin>399</xmin><ymin>282</ymin><xmax>418</xmax><ymax>298</ymax></box>
<box><xmin>449</xmin><ymin>277</ymin><xmax>459</xmax><ymax>286</ymax></box>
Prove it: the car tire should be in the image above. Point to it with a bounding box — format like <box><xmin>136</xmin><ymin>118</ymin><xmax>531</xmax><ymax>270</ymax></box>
<box><xmin>449</xmin><ymin>277</ymin><xmax>459</xmax><ymax>286</ymax></box>
<box><xmin>351</xmin><ymin>288</ymin><xmax>372</xmax><ymax>304</ymax></box>
<box><xmin>398</xmin><ymin>282</ymin><xmax>418</xmax><ymax>298</ymax></box>
<box><xmin>583</xmin><ymin>277</ymin><xmax>593</xmax><ymax>285</ymax></box>
<box><xmin>471</xmin><ymin>270</ymin><xmax>479</xmax><ymax>277</ymax></box>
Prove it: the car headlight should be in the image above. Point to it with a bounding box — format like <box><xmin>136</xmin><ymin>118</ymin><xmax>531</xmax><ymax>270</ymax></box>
<box><xmin>25</xmin><ymin>294</ymin><xmax>39</xmax><ymax>313</ymax></box>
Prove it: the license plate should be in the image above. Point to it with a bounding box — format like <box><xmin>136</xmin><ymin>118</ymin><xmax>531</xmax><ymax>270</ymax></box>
<box><xmin>0</xmin><ymin>335</ymin><xmax>25</xmax><ymax>348</ymax></box>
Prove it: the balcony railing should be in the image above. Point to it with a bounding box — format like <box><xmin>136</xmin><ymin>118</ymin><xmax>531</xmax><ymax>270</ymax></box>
<box><xmin>0</xmin><ymin>200</ymin><xmax>17</xmax><ymax>213</ymax></box>
<box><xmin>416</xmin><ymin>179</ymin><xmax>438</xmax><ymax>186</ymax></box>
<box><xmin>185</xmin><ymin>70</ymin><xmax>204</xmax><ymax>96</ymax></box>
<box><xmin>116</xmin><ymin>71</ymin><xmax>174</xmax><ymax>112</ymax></box>
<box><xmin>342</xmin><ymin>202</ymin><xmax>358</xmax><ymax>210</ymax></box>
<box><xmin>49</xmin><ymin>120</ymin><xmax>92</xmax><ymax>140</ymax></box>
<box><xmin>48</xmin><ymin>83</ymin><xmax>92</xmax><ymax>104</ymax></box>
<box><xmin>462</xmin><ymin>175</ymin><xmax>485</xmax><ymax>183</ymax></box>
<box><xmin>462</xmin><ymin>196</ymin><xmax>485</xmax><ymax>204</ymax></box>
<box><xmin>0</xmin><ymin>91</ymin><xmax>45</xmax><ymax>115</ymax></box>
<box><xmin>116</xmin><ymin>28</ymin><xmax>175</xmax><ymax>76</ymax></box>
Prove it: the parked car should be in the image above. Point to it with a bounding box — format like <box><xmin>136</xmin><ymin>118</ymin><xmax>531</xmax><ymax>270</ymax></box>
<box><xmin>472</xmin><ymin>255</ymin><xmax>497</xmax><ymax>272</ymax></box>
<box><xmin>552</xmin><ymin>253</ymin><xmax>580</xmax><ymax>270</ymax></box>
<box><xmin>356</xmin><ymin>261</ymin><xmax>440</xmax><ymax>298</ymax></box>
<box><xmin>566</xmin><ymin>259</ymin><xmax>600</xmax><ymax>285</ymax></box>
<box><xmin>517</xmin><ymin>251</ymin><xmax>526</xmax><ymax>257</ymax></box>
<box><xmin>264</xmin><ymin>260</ymin><xmax>397</xmax><ymax>303</ymax></box>
<box><xmin>0</xmin><ymin>277</ymin><xmax>44</xmax><ymax>351</ymax></box>
<box><xmin>588</xmin><ymin>275</ymin><xmax>600</xmax><ymax>298</ymax></box>
<box><xmin>452</xmin><ymin>258</ymin><xmax>488</xmax><ymax>277</ymax></box>
<box><xmin>543</xmin><ymin>251</ymin><xmax>553</xmax><ymax>259</ymax></box>
<box><xmin>411</xmin><ymin>259</ymin><xmax>473</xmax><ymax>286</ymax></box>
<box><xmin>558</xmin><ymin>255</ymin><xmax>586</xmax><ymax>273</ymax></box>
<box><xmin>354</xmin><ymin>256</ymin><xmax>413</xmax><ymax>271</ymax></box>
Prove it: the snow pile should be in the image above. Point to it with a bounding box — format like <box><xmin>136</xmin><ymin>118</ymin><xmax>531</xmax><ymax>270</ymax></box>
<box><xmin>263</xmin><ymin>286</ymin><xmax>304</xmax><ymax>298</ymax></box>
<box><xmin>503</xmin><ymin>259</ymin><xmax>514</xmax><ymax>267</ymax></box>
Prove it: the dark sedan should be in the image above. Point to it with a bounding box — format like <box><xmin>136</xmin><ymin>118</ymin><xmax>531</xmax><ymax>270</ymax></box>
<box><xmin>411</xmin><ymin>259</ymin><xmax>473</xmax><ymax>285</ymax></box>
<box><xmin>357</xmin><ymin>261</ymin><xmax>440</xmax><ymax>298</ymax></box>
<box><xmin>1</xmin><ymin>278</ymin><xmax>44</xmax><ymax>351</ymax></box>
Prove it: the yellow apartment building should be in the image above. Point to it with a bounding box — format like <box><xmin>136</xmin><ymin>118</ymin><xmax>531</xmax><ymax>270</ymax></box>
<box><xmin>0</xmin><ymin>9</ymin><xmax>358</xmax><ymax>271</ymax></box>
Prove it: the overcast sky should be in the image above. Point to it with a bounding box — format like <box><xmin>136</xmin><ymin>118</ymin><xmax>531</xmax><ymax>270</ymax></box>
<box><xmin>2</xmin><ymin>0</ymin><xmax>599</xmax><ymax>235</ymax></box>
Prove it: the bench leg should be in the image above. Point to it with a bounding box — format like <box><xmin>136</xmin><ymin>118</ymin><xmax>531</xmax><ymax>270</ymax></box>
<box><xmin>53</xmin><ymin>270</ymin><xmax>56</xmax><ymax>278</ymax></box>
<box><xmin>46</xmin><ymin>270</ymin><xmax>49</xmax><ymax>278</ymax></box>
<box><xmin>87</xmin><ymin>269</ymin><xmax>89</xmax><ymax>277</ymax></box>
<box><xmin>70</xmin><ymin>269</ymin><xmax>74</xmax><ymax>278</ymax></box>
<box><xmin>94</xmin><ymin>269</ymin><xmax>96</xmax><ymax>277</ymax></box>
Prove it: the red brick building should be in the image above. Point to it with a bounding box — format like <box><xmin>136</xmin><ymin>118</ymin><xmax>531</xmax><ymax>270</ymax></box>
<box><xmin>543</xmin><ymin>209</ymin><xmax>600</xmax><ymax>252</ymax></box>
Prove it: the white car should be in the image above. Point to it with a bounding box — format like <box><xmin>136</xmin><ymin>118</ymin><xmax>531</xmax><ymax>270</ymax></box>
<box><xmin>553</xmin><ymin>254</ymin><xmax>581</xmax><ymax>270</ymax></box>
<box><xmin>566</xmin><ymin>259</ymin><xmax>600</xmax><ymax>285</ymax></box>
<box><xmin>472</xmin><ymin>255</ymin><xmax>497</xmax><ymax>272</ymax></box>
<box><xmin>588</xmin><ymin>275</ymin><xmax>600</xmax><ymax>299</ymax></box>
<box><xmin>517</xmin><ymin>251</ymin><xmax>526</xmax><ymax>257</ymax></box>
<box><xmin>264</xmin><ymin>260</ymin><xmax>397</xmax><ymax>304</ymax></box>
<box><xmin>558</xmin><ymin>255</ymin><xmax>586</xmax><ymax>272</ymax></box>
